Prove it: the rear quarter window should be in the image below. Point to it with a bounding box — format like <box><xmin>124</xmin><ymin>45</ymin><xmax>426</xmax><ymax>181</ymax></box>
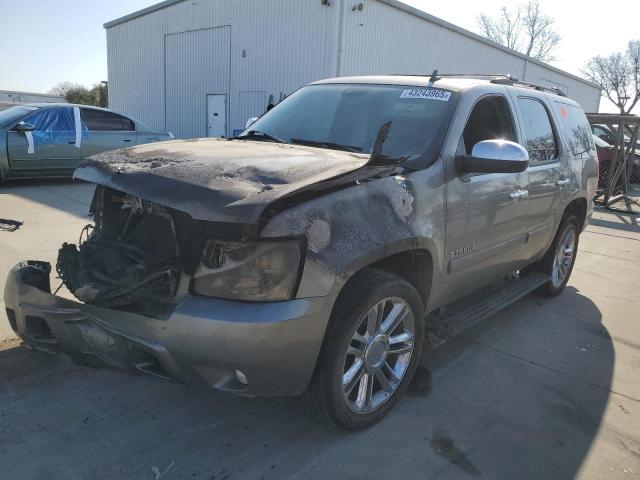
<box><xmin>554</xmin><ymin>102</ymin><xmax>595</xmax><ymax>160</ymax></box>
<box><xmin>81</xmin><ymin>109</ymin><xmax>135</xmax><ymax>132</ymax></box>
<box><xmin>517</xmin><ymin>97</ymin><xmax>558</xmax><ymax>166</ymax></box>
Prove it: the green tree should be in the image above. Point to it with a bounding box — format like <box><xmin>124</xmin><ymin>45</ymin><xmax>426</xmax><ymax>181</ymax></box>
<box><xmin>64</xmin><ymin>86</ymin><xmax>93</xmax><ymax>105</ymax></box>
<box><xmin>48</xmin><ymin>82</ymin><xmax>108</xmax><ymax>107</ymax></box>
<box><xmin>90</xmin><ymin>83</ymin><xmax>108</xmax><ymax>108</ymax></box>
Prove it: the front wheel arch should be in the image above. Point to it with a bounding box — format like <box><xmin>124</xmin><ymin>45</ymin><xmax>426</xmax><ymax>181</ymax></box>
<box><xmin>339</xmin><ymin>247</ymin><xmax>434</xmax><ymax>311</ymax></box>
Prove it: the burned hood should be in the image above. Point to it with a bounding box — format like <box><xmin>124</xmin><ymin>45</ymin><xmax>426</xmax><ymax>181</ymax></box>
<box><xmin>75</xmin><ymin>138</ymin><xmax>370</xmax><ymax>223</ymax></box>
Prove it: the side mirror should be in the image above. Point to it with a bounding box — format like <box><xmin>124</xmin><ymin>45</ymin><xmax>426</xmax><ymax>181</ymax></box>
<box><xmin>15</xmin><ymin>122</ymin><xmax>35</xmax><ymax>132</ymax></box>
<box><xmin>457</xmin><ymin>140</ymin><xmax>529</xmax><ymax>174</ymax></box>
<box><xmin>245</xmin><ymin>117</ymin><xmax>258</xmax><ymax>129</ymax></box>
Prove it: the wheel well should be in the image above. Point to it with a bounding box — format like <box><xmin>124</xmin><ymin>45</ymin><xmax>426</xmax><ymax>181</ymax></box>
<box><xmin>344</xmin><ymin>250</ymin><xmax>433</xmax><ymax>309</ymax></box>
<box><xmin>564</xmin><ymin>198</ymin><xmax>588</xmax><ymax>230</ymax></box>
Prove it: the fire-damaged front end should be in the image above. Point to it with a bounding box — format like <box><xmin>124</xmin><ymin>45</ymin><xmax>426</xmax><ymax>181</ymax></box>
<box><xmin>57</xmin><ymin>191</ymin><xmax>186</xmax><ymax>311</ymax></box>
<box><xmin>5</xmin><ymin>254</ymin><xmax>335</xmax><ymax>394</ymax></box>
<box><xmin>4</xmin><ymin>81</ymin><xmax>449</xmax><ymax>396</ymax></box>
<box><xmin>4</xmin><ymin>139</ymin><xmax>380</xmax><ymax>396</ymax></box>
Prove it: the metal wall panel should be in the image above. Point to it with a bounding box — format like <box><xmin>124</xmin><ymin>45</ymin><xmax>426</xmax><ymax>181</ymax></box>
<box><xmin>235</xmin><ymin>91</ymin><xmax>267</xmax><ymax>134</ymax></box>
<box><xmin>339</xmin><ymin>1</ymin><xmax>524</xmax><ymax>79</ymax></box>
<box><xmin>106</xmin><ymin>0</ymin><xmax>601</xmax><ymax>133</ymax></box>
<box><xmin>165</xmin><ymin>27</ymin><xmax>231</xmax><ymax>138</ymax></box>
<box><xmin>107</xmin><ymin>0</ymin><xmax>339</xmax><ymax>136</ymax></box>
<box><xmin>338</xmin><ymin>0</ymin><xmax>600</xmax><ymax>111</ymax></box>
<box><xmin>107</xmin><ymin>12</ymin><xmax>168</xmax><ymax>131</ymax></box>
<box><xmin>524</xmin><ymin>62</ymin><xmax>601</xmax><ymax>113</ymax></box>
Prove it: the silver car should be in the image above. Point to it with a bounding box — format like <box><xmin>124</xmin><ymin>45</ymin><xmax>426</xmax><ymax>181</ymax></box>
<box><xmin>0</xmin><ymin>104</ymin><xmax>173</xmax><ymax>179</ymax></box>
<box><xmin>4</xmin><ymin>75</ymin><xmax>598</xmax><ymax>429</ymax></box>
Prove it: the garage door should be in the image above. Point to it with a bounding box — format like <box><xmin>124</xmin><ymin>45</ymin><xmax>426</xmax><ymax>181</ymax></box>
<box><xmin>165</xmin><ymin>26</ymin><xmax>230</xmax><ymax>139</ymax></box>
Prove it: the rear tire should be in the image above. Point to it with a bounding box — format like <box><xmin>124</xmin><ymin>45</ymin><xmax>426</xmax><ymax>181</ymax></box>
<box><xmin>307</xmin><ymin>269</ymin><xmax>425</xmax><ymax>430</ymax></box>
<box><xmin>531</xmin><ymin>214</ymin><xmax>580</xmax><ymax>296</ymax></box>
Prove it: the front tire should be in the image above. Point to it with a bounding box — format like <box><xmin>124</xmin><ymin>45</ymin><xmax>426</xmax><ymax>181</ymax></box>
<box><xmin>308</xmin><ymin>269</ymin><xmax>425</xmax><ymax>430</ymax></box>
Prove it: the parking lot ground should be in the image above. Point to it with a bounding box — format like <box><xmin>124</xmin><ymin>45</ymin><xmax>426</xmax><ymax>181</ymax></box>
<box><xmin>1</xmin><ymin>181</ymin><xmax>639</xmax><ymax>480</ymax></box>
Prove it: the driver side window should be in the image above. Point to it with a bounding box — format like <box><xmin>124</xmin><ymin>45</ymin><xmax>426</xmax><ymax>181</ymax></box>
<box><xmin>458</xmin><ymin>95</ymin><xmax>517</xmax><ymax>156</ymax></box>
<box><xmin>23</xmin><ymin>107</ymin><xmax>74</xmax><ymax>133</ymax></box>
<box><xmin>17</xmin><ymin>107</ymin><xmax>77</xmax><ymax>147</ymax></box>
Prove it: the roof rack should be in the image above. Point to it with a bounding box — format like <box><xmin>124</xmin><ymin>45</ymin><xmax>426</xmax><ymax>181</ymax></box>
<box><xmin>390</xmin><ymin>72</ymin><xmax>567</xmax><ymax>97</ymax></box>
<box><xmin>437</xmin><ymin>73</ymin><xmax>518</xmax><ymax>80</ymax></box>
<box><xmin>489</xmin><ymin>77</ymin><xmax>567</xmax><ymax>97</ymax></box>
<box><xmin>392</xmin><ymin>73</ymin><xmax>518</xmax><ymax>81</ymax></box>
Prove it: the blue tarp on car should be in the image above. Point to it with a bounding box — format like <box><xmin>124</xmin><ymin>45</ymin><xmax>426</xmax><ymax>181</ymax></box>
<box><xmin>24</xmin><ymin>107</ymin><xmax>88</xmax><ymax>147</ymax></box>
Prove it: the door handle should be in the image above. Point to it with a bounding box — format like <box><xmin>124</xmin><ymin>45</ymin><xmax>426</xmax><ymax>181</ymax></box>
<box><xmin>510</xmin><ymin>189</ymin><xmax>529</xmax><ymax>199</ymax></box>
<box><xmin>123</xmin><ymin>138</ymin><xmax>133</xmax><ymax>142</ymax></box>
<box><xmin>556</xmin><ymin>177</ymin><xmax>570</xmax><ymax>187</ymax></box>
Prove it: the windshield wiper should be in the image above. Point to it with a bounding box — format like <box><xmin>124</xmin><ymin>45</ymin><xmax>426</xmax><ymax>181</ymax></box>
<box><xmin>290</xmin><ymin>138</ymin><xmax>363</xmax><ymax>153</ymax></box>
<box><xmin>236</xmin><ymin>130</ymin><xmax>287</xmax><ymax>144</ymax></box>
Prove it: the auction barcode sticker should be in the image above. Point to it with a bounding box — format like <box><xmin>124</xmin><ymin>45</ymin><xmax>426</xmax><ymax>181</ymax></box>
<box><xmin>400</xmin><ymin>88</ymin><xmax>451</xmax><ymax>101</ymax></box>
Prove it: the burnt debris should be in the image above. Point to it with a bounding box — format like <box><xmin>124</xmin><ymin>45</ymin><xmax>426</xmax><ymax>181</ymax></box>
<box><xmin>56</xmin><ymin>240</ymin><xmax>177</xmax><ymax>307</ymax></box>
<box><xmin>56</xmin><ymin>187</ymin><xmax>183</xmax><ymax>308</ymax></box>
<box><xmin>55</xmin><ymin>186</ymin><xmax>246</xmax><ymax>310</ymax></box>
<box><xmin>0</xmin><ymin>219</ymin><xmax>23</xmax><ymax>232</ymax></box>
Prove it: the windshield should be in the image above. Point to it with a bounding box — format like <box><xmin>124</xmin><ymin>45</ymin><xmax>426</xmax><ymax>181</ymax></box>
<box><xmin>241</xmin><ymin>83</ymin><xmax>457</xmax><ymax>167</ymax></box>
<box><xmin>0</xmin><ymin>105</ymin><xmax>38</xmax><ymax>129</ymax></box>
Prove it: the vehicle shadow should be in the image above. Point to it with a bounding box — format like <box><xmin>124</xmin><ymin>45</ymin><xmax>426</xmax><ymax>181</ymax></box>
<box><xmin>589</xmin><ymin>211</ymin><xmax>639</xmax><ymax>234</ymax></box>
<box><xmin>418</xmin><ymin>286</ymin><xmax>612</xmax><ymax>479</ymax></box>
<box><xmin>0</xmin><ymin>178</ymin><xmax>94</xmax><ymax>219</ymax></box>
<box><xmin>0</xmin><ymin>286</ymin><xmax>611</xmax><ymax>480</ymax></box>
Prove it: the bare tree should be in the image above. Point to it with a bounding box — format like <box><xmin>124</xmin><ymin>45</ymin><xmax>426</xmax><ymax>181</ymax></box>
<box><xmin>583</xmin><ymin>40</ymin><xmax>640</xmax><ymax>114</ymax></box>
<box><xmin>478</xmin><ymin>7</ymin><xmax>521</xmax><ymax>51</ymax></box>
<box><xmin>477</xmin><ymin>0</ymin><xmax>561</xmax><ymax>62</ymax></box>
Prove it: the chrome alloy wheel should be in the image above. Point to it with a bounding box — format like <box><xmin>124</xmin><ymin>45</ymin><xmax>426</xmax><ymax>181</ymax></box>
<box><xmin>552</xmin><ymin>223</ymin><xmax>577</xmax><ymax>288</ymax></box>
<box><xmin>342</xmin><ymin>297</ymin><xmax>415</xmax><ymax>414</ymax></box>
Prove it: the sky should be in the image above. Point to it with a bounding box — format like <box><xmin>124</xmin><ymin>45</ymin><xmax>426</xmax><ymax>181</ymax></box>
<box><xmin>0</xmin><ymin>0</ymin><xmax>638</xmax><ymax>113</ymax></box>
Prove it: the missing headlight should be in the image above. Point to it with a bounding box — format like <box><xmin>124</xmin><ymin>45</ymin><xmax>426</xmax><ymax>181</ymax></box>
<box><xmin>191</xmin><ymin>240</ymin><xmax>302</xmax><ymax>301</ymax></box>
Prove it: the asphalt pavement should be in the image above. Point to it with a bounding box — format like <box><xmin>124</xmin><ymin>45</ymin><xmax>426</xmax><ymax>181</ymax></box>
<box><xmin>0</xmin><ymin>180</ymin><xmax>638</xmax><ymax>479</ymax></box>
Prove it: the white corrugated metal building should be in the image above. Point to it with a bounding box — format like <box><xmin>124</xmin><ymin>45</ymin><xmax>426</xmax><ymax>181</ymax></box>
<box><xmin>104</xmin><ymin>0</ymin><xmax>602</xmax><ymax>139</ymax></box>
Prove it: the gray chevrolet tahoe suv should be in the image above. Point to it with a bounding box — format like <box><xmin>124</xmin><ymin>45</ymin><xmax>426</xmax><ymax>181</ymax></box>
<box><xmin>4</xmin><ymin>74</ymin><xmax>598</xmax><ymax>430</ymax></box>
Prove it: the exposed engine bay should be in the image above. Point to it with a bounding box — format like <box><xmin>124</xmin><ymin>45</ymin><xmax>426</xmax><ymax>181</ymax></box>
<box><xmin>53</xmin><ymin>140</ymin><xmax>402</xmax><ymax>311</ymax></box>
<box><xmin>55</xmin><ymin>186</ymin><xmax>242</xmax><ymax>310</ymax></box>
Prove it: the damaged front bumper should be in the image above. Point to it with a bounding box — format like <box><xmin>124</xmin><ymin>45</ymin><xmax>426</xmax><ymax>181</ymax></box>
<box><xmin>4</xmin><ymin>262</ymin><xmax>336</xmax><ymax>396</ymax></box>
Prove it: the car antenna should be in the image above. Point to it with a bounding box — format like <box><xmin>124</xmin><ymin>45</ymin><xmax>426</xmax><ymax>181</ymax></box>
<box><xmin>429</xmin><ymin>68</ymin><xmax>439</xmax><ymax>85</ymax></box>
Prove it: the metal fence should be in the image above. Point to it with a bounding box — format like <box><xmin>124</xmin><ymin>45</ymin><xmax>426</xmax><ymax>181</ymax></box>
<box><xmin>587</xmin><ymin>114</ymin><xmax>640</xmax><ymax>211</ymax></box>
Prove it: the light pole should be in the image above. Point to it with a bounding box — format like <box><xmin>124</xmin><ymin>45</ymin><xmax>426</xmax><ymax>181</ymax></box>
<box><xmin>100</xmin><ymin>81</ymin><xmax>108</xmax><ymax>108</ymax></box>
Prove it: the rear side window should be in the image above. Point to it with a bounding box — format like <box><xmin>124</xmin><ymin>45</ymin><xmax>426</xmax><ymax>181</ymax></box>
<box><xmin>81</xmin><ymin>109</ymin><xmax>135</xmax><ymax>131</ymax></box>
<box><xmin>517</xmin><ymin>98</ymin><xmax>558</xmax><ymax>166</ymax></box>
<box><xmin>554</xmin><ymin>103</ymin><xmax>595</xmax><ymax>160</ymax></box>
<box><xmin>123</xmin><ymin>117</ymin><xmax>135</xmax><ymax>131</ymax></box>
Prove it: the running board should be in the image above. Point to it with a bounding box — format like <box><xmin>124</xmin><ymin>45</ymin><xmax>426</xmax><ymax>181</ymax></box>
<box><xmin>427</xmin><ymin>272</ymin><xmax>550</xmax><ymax>346</ymax></box>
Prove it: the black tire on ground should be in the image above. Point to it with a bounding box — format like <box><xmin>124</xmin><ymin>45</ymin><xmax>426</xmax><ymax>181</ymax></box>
<box><xmin>307</xmin><ymin>268</ymin><xmax>425</xmax><ymax>430</ymax></box>
<box><xmin>532</xmin><ymin>214</ymin><xmax>580</xmax><ymax>297</ymax></box>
